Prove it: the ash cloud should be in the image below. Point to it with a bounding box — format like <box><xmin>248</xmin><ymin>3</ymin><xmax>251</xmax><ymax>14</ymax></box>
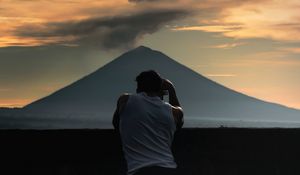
<box><xmin>15</xmin><ymin>9</ymin><xmax>189</xmax><ymax>50</ymax></box>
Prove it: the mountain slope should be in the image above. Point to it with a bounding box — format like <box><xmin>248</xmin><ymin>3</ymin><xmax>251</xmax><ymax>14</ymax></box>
<box><xmin>23</xmin><ymin>46</ymin><xmax>300</xmax><ymax>126</ymax></box>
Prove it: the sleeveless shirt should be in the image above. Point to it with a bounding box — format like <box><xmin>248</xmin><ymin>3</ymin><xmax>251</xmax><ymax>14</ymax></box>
<box><xmin>119</xmin><ymin>92</ymin><xmax>177</xmax><ymax>175</ymax></box>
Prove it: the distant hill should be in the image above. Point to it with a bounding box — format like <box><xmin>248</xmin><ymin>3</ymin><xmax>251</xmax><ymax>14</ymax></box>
<box><xmin>1</xmin><ymin>46</ymin><xmax>300</xmax><ymax>128</ymax></box>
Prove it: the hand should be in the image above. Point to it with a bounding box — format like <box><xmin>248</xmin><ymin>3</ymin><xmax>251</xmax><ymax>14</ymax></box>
<box><xmin>162</xmin><ymin>78</ymin><xmax>181</xmax><ymax>109</ymax></box>
<box><xmin>162</xmin><ymin>79</ymin><xmax>175</xmax><ymax>91</ymax></box>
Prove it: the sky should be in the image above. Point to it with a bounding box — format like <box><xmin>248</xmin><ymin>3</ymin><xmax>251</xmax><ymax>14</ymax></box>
<box><xmin>0</xmin><ymin>0</ymin><xmax>300</xmax><ymax>109</ymax></box>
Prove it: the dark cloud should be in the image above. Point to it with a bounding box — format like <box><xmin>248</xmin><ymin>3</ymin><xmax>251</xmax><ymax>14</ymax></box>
<box><xmin>15</xmin><ymin>9</ymin><xmax>189</xmax><ymax>50</ymax></box>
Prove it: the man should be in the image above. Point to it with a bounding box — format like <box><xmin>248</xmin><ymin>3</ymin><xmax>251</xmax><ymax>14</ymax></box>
<box><xmin>113</xmin><ymin>70</ymin><xmax>184</xmax><ymax>175</ymax></box>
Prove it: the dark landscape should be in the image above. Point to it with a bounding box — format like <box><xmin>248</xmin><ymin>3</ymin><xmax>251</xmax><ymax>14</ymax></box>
<box><xmin>1</xmin><ymin>128</ymin><xmax>300</xmax><ymax>175</ymax></box>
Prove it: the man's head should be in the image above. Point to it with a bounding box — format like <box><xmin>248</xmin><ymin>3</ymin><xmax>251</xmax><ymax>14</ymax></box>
<box><xmin>136</xmin><ymin>70</ymin><xmax>163</xmax><ymax>93</ymax></box>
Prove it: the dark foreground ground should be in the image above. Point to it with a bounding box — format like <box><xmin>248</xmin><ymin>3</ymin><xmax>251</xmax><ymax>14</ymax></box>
<box><xmin>1</xmin><ymin>128</ymin><xmax>300</xmax><ymax>175</ymax></box>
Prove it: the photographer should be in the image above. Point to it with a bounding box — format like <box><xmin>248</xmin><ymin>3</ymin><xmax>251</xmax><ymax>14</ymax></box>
<box><xmin>113</xmin><ymin>70</ymin><xmax>184</xmax><ymax>175</ymax></box>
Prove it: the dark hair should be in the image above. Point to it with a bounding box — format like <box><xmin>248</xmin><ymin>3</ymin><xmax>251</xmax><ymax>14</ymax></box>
<box><xmin>136</xmin><ymin>70</ymin><xmax>163</xmax><ymax>93</ymax></box>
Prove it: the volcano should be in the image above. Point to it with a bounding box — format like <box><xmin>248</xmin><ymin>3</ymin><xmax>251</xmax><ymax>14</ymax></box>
<box><xmin>15</xmin><ymin>46</ymin><xmax>300</xmax><ymax>128</ymax></box>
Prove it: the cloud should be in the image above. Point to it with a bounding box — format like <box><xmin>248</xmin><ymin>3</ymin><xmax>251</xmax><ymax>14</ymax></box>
<box><xmin>209</xmin><ymin>42</ymin><xmax>245</xmax><ymax>49</ymax></box>
<box><xmin>1</xmin><ymin>0</ymin><xmax>269</xmax><ymax>48</ymax></box>
<box><xmin>173</xmin><ymin>25</ymin><xmax>242</xmax><ymax>32</ymax></box>
<box><xmin>14</xmin><ymin>9</ymin><xmax>189</xmax><ymax>50</ymax></box>
<box><xmin>280</xmin><ymin>47</ymin><xmax>300</xmax><ymax>54</ymax></box>
<box><xmin>205</xmin><ymin>74</ymin><xmax>237</xmax><ymax>77</ymax></box>
<box><xmin>3</xmin><ymin>0</ymin><xmax>300</xmax><ymax>47</ymax></box>
<box><xmin>172</xmin><ymin>0</ymin><xmax>300</xmax><ymax>42</ymax></box>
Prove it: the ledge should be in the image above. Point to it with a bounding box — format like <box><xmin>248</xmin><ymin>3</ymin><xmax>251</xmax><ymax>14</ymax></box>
<box><xmin>1</xmin><ymin>128</ymin><xmax>300</xmax><ymax>175</ymax></box>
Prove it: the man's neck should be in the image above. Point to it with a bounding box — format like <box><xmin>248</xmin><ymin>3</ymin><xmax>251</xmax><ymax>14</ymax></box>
<box><xmin>144</xmin><ymin>92</ymin><xmax>159</xmax><ymax>97</ymax></box>
<box><xmin>143</xmin><ymin>91</ymin><xmax>164</xmax><ymax>100</ymax></box>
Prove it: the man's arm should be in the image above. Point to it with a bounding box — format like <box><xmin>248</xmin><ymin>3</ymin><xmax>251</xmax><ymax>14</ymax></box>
<box><xmin>162</xmin><ymin>79</ymin><xmax>184</xmax><ymax>130</ymax></box>
<box><xmin>112</xmin><ymin>93</ymin><xmax>129</xmax><ymax>131</ymax></box>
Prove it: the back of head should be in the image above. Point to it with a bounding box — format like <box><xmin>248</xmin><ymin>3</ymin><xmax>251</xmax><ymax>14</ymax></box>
<box><xmin>136</xmin><ymin>70</ymin><xmax>162</xmax><ymax>93</ymax></box>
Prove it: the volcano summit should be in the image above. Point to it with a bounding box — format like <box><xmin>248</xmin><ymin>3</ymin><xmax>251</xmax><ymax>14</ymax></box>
<box><xmin>1</xmin><ymin>46</ymin><xmax>300</xmax><ymax>128</ymax></box>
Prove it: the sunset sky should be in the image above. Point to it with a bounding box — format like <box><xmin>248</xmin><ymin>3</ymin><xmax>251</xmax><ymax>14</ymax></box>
<box><xmin>1</xmin><ymin>0</ymin><xmax>300</xmax><ymax>109</ymax></box>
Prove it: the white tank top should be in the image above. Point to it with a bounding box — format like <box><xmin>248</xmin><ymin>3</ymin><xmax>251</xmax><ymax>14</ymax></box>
<box><xmin>119</xmin><ymin>92</ymin><xmax>177</xmax><ymax>175</ymax></box>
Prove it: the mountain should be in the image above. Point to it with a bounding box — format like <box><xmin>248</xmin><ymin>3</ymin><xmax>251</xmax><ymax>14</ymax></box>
<box><xmin>11</xmin><ymin>46</ymin><xmax>300</xmax><ymax>128</ymax></box>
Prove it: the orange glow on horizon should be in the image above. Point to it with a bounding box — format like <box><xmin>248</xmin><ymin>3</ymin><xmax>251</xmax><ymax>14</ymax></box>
<box><xmin>236</xmin><ymin>87</ymin><xmax>300</xmax><ymax>110</ymax></box>
<box><xmin>0</xmin><ymin>99</ymin><xmax>32</xmax><ymax>108</ymax></box>
<box><xmin>1</xmin><ymin>88</ymin><xmax>300</xmax><ymax>110</ymax></box>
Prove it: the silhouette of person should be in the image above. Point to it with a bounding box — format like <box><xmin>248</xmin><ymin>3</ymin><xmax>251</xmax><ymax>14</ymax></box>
<box><xmin>113</xmin><ymin>70</ymin><xmax>184</xmax><ymax>175</ymax></box>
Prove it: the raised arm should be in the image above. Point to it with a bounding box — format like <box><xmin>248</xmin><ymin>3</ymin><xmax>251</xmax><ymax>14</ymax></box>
<box><xmin>162</xmin><ymin>79</ymin><xmax>184</xmax><ymax>130</ymax></box>
<box><xmin>112</xmin><ymin>93</ymin><xmax>129</xmax><ymax>131</ymax></box>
